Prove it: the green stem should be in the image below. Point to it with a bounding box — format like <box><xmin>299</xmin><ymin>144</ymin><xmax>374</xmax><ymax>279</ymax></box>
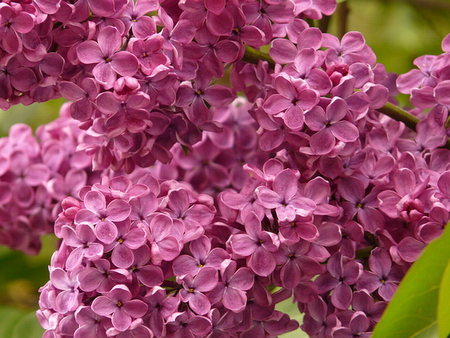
<box><xmin>377</xmin><ymin>101</ymin><xmax>420</xmax><ymax>131</ymax></box>
<box><xmin>241</xmin><ymin>45</ymin><xmax>276</xmax><ymax>69</ymax></box>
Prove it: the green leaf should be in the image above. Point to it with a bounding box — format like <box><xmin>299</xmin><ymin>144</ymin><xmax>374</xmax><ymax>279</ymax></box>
<box><xmin>438</xmin><ymin>255</ymin><xmax>450</xmax><ymax>338</ymax></box>
<box><xmin>11</xmin><ymin>311</ymin><xmax>44</xmax><ymax>338</ymax></box>
<box><xmin>0</xmin><ymin>307</ymin><xmax>27</xmax><ymax>338</ymax></box>
<box><xmin>372</xmin><ymin>225</ymin><xmax>450</xmax><ymax>338</ymax></box>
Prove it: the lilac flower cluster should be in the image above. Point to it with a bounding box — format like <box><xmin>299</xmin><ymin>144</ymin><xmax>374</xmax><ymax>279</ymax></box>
<box><xmin>0</xmin><ymin>105</ymin><xmax>98</xmax><ymax>254</ymax></box>
<box><xmin>0</xmin><ymin>0</ymin><xmax>449</xmax><ymax>337</ymax></box>
<box><xmin>0</xmin><ymin>0</ymin><xmax>333</xmax><ymax>173</ymax></box>
<box><xmin>37</xmin><ymin>171</ymin><xmax>302</xmax><ymax>338</ymax></box>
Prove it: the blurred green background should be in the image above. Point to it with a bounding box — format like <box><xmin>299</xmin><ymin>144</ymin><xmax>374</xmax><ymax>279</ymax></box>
<box><xmin>1</xmin><ymin>1</ymin><xmax>450</xmax><ymax>337</ymax></box>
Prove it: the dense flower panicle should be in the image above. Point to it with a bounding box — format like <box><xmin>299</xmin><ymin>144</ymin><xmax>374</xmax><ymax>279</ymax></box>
<box><xmin>37</xmin><ymin>172</ymin><xmax>310</xmax><ymax>337</ymax></box>
<box><xmin>0</xmin><ymin>0</ymin><xmax>445</xmax><ymax>337</ymax></box>
<box><xmin>0</xmin><ymin>108</ymin><xmax>96</xmax><ymax>254</ymax></box>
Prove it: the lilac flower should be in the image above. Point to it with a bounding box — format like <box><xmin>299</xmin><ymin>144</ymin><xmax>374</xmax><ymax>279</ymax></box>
<box><xmin>77</xmin><ymin>259</ymin><xmax>130</xmax><ymax>293</ymax></box>
<box><xmin>338</xmin><ymin>176</ymin><xmax>385</xmax><ymax>233</ymax></box>
<box><xmin>77</xmin><ymin>26</ymin><xmax>139</xmax><ymax>89</ymax></box>
<box><xmin>315</xmin><ymin>253</ymin><xmax>363</xmax><ymax>309</ymax></box>
<box><xmin>172</xmin><ymin>235</ymin><xmax>229</xmax><ymax>277</ymax></box>
<box><xmin>211</xmin><ymin>260</ymin><xmax>254</xmax><ymax>313</ymax></box>
<box><xmin>263</xmin><ymin>75</ymin><xmax>319</xmax><ymax>131</ymax></box>
<box><xmin>165</xmin><ymin>311</ymin><xmax>212</xmax><ymax>338</ymax></box>
<box><xmin>179</xmin><ymin>267</ymin><xmax>218</xmax><ymax>315</ymax></box>
<box><xmin>74</xmin><ymin>306</ymin><xmax>110</xmax><ymax>338</ymax></box>
<box><xmin>120</xmin><ymin>0</ymin><xmax>158</xmax><ymax>39</ymax></box>
<box><xmin>229</xmin><ymin>212</ymin><xmax>279</xmax><ymax>277</ymax></box>
<box><xmin>378</xmin><ymin>168</ymin><xmax>428</xmax><ymax>223</ymax></box>
<box><xmin>103</xmin><ymin>220</ymin><xmax>146</xmax><ymax>269</ymax></box>
<box><xmin>331</xmin><ymin>311</ymin><xmax>371</xmax><ymax>338</ymax></box>
<box><xmin>256</xmin><ymin>168</ymin><xmax>316</xmax><ymax>222</ymax></box>
<box><xmin>49</xmin><ymin>267</ymin><xmax>80</xmax><ymax>314</ymax></box>
<box><xmin>176</xmin><ymin>76</ymin><xmax>235</xmax><ymax>126</ymax></box>
<box><xmin>356</xmin><ymin>248</ymin><xmax>403</xmax><ymax>301</ymax></box>
<box><xmin>146</xmin><ymin>213</ymin><xmax>181</xmax><ymax>265</ymax></box>
<box><xmin>144</xmin><ymin>287</ymin><xmax>179</xmax><ymax>338</ymax></box>
<box><xmin>0</xmin><ymin>4</ymin><xmax>35</xmax><ymax>54</ymax></box>
<box><xmin>75</xmin><ymin>190</ymin><xmax>132</xmax><ymax>244</ymax></box>
<box><xmin>305</xmin><ymin>97</ymin><xmax>359</xmax><ymax>155</ymax></box>
<box><xmin>91</xmin><ymin>284</ymin><xmax>148</xmax><ymax>332</ymax></box>
<box><xmin>352</xmin><ymin>290</ymin><xmax>387</xmax><ymax>324</ymax></box>
<box><xmin>275</xmin><ymin>242</ymin><xmax>324</xmax><ymax>289</ymax></box>
<box><xmin>61</xmin><ymin>223</ymin><xmax>103</xmax><ymax>271</ymax></box>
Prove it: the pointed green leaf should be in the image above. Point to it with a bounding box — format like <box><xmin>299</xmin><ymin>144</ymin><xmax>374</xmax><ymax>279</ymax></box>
<box><xmin>372</xmin><ymin>225</ymin><xmax>450</xmax><ymax>338</ymax></box>
<box><xmin>11</xmin><ymin>311</ymin><xmax>44</xmax><ymax>338</ymax></box>
<box><xmin>438</xmin><ymin>256</ymin><xmax>450</xmax><ymax>338</ymax></box>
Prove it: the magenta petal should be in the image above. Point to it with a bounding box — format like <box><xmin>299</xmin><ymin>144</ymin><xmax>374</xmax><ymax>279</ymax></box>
<box><xmin>59</xmin><ymin>82</ymin><xmax>86</xmax><ymax>101</ymax></box>
<box><xmin>77</xmin><ymin>41</ymin><xmax>104</xmax><ymax>64</ymax></box>
<box><xmin>231</xmin><ymin>234</ymin><xmax>258</xmax><ymax>256</ymax></box>
<box><xmin>283</xmin><ymin>105</ymin><xmax>304</xmax><ymax>130</ymax></box>
<box><xmin>263</xmin><ymin>94</ymin><xmax>292</xmax><ymax>115</ymax></box>
<box><xmin>189</xmin><ymin>292</ymin><xmax>211</xmax><ymax>315</ymax></box>
<box><xmin>331</xmin><ymin>282</ymin><xmax>352</xmax><ymax>309</ymax></box>
<box><xmin>378</xmin><ymin>282</ymin><xmax>397</xmax><ymax>301</ymax></box>
<box><xmin>270</xmin><ymin>39</ymin><xmax>297</xmax><ymax>64</ymax></box>
<box><xmin>112</xmin><ymin>245</ymin><xmax>134</xmax><ymax>268</ymax></box>
<box><xmin>173</xmin><ymin>255</ymin><xmax>199</xmax><ymax>276</ymax></box>
<box><xmin>92</xmin><ymin>296</ymin><xmax>116</xmax><ymax>316</ymax></box>
<box><xmin>111</xmin><ymin>52</ymin><xmax>139</xmax><ymax>76</ymax></box>
<box><xmin>123</xmin><ymin>299</ymin><xmax>148</xmax><ymax>318</ymax></box>
<box><xmin>155</xmin><ymin>236</ymin><xmax>180</xmax><ymax>262</ymax></box>
<box><xmin>112</xmin><ymin>308</ymin><xmax>132</xmax><ymax>332</ymax></box>
<box><xmin>137</xmin><ymin>265</ymin><xmax>164</xmax><ymax>287</ymax></box>
<box><xmin>205</xmin><ymin>0</ymin><xmax>225</xmax><ymax>15</ymax></box>
<box><xmin>95</xmin><ymin>220</ymin><xmax>118</xmax><ymax>244</ymax></box>
<box><xmin>106</xmin><ymin>199</ymin><xmax>131</xmax><ymax>222</ymax></box>
<box><xmin>195</xmin><ymin>268</ymin><xmax>218</xmax><ymax>292</ymax></box>
<box><xmin>93</xmin><ymin>62</ymin><xmax>116</xmax><ymax>88</ymax></box>
<box><xmin>255</xmin><ymin>187</ymin><xmax>281</xmax><ymax>208</ymax></box>
<box><xmin>330</xmin><ymin>121</ymin><xmax>359</xmax><ymax>142</ymax></box>
<box><xmin>223</xmin><ymin>287</ymin><xmax>247</xmax><ymax>312</ymax></box>
<box><xmin>250</xmin><ymin>246</ymin><xmax>276</xmax><ymax>276</ymax></box>
<box><xmin>310</xmin><ymin>128</ymin><xmax>335</xmax><ymax>155</ymax></box>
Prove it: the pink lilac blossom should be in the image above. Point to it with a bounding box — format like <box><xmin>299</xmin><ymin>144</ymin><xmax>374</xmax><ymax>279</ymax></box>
<box><xmin>0</xmin><ymin>0</ymin><xmax>445</xmax><ymax>337</ymax></box>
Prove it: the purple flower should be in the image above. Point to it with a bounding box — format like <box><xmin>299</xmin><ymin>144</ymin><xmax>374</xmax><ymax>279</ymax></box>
<box><xmin>275</xmin><ymin>242</ymin><xmax>324</xmax><ymax>289</ymax></box>
<box><xmin>305</xmin><ymin>97</ymin><xmax>359</xmax><ymax>155</ymax></box>
<box><xmin>49</xmin><ymin>268</ymin><xmax>80</xmax><ymax>314</ymax></box>
<box><xmin>104</xmin><ymin>220</ymin><xmax>146</xmax><ymax>269</ymax></box>
<box><xmin>179</xmin><ymin>267</ymin><xmax>218</xmax><ymax>315</ymax></box>
<box><xmin>91</xmin><ymin>284</ymin><xmax>148</xmax><ymax>332</ymax></box>
<box><xmin>337</xmin><ymin>177</ymin><xmax>385</xmax><ymax>233</ymax></box>
<box><xmin>176</xmin><ymin>76</ymin><xmax>235</xmax><ymax>126</ymax></box>
<box><xmin>256</xmin><ymin>169</ymin><xmax>316</xmax><ymax>222</ymax></box>
<box><xmin>120</xmin><ymin>0</ymin><xmax>157</xmax><ymax>39</ymax></box>
<box><xmin>315</xmin><ymin>253</ymin><xmax>362</xmax><ymax>309</ymax></box>
<box><xmin>77</xmin><ymin>26</ymin><xmax>139</xmax><ymax>89</ymax></box>
<box><xmin>172</xmin><ymin>235</ymin><xmax>229</xmax><ymax>277</ymax></box>
<box><xmin>61</xmin><ymin>223</ymin><xmax>104</xmax><ymax>271</ymax></box>
<box><xmin>211</xmin><ymin>260</ymin><xmax>254</xmax><ymax>313</ymax></box>
<box><xmin>331</xmin><ymin>311</ymin><xmax>371</xmax><ymax>338</ymax></box>
<box><xmin>229</xmin><ymin>212</ymin><xmax>279</xmax><ymax>277</ymax></box>
<box><xmin>356</xmin><ymin>248</ymin><xmax>403</xmax><ymax>301</ymax></box>
<box><xmin>263</xmin><ymin>75</ymin><xmax>319</xmax><ymax>131</ymax></box>
<box><xmin>0</xmin><ymin>4</ymin><xmax>35</xmax><ymax>54</ymax></box>
<box><xmin>165</xmin><ymin>311</ymin><xmax>212</xmax><ymax>338</ymax></box>
<box><xmin>78</xmin><ymin>259</ymin><xmax>131</xmax><ymax>293</ymax></box>
<box><xmin>75</xmin><ymin>190</ymin><xmax>132</xmax><ymax>244</ymax></box>
<box><xmin>74</xmin><ymin>306</ymin><xmax>110</xmax><ymax>338</ymax></box>
<box><xmin>146</xmin><ymin>213</ymin><xmax>181</xmax><ymax>265</ymax></box>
